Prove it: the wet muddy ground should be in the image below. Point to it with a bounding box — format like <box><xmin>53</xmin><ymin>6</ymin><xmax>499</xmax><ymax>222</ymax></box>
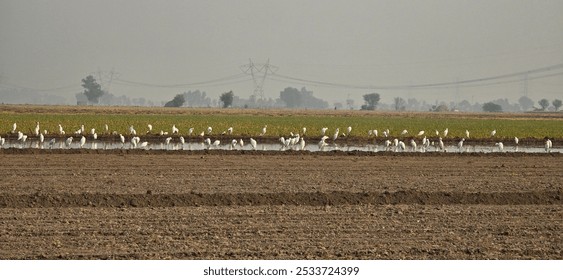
<box><xmin>0</xmin><ymin>150</ymin><xmax>561</xmax><ymax>259</ymax></box>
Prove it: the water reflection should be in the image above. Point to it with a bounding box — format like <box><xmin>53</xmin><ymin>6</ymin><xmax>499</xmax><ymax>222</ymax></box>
<box><xmin>0</xmin><ymin>139</ymin><xmax>559</xmax><ymax>154</ymax></box>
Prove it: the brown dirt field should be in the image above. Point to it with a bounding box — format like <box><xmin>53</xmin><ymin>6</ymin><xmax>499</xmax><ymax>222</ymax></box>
<box><xmin>0</xmin><ymin>150</ymin><xmax>561</xmax><ymax>259</ymax></box>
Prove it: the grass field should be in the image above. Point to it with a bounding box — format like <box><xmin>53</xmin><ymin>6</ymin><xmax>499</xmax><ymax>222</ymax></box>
<box><xmin>1</xmin><ymin>104</ymin><xmax>562</xmax><ymax>139</ymax></box>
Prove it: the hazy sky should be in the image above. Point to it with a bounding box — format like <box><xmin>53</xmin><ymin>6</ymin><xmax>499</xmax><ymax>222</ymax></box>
<box><xmin>1</xmin><ymin>0</ymin><xmax>562</xmax><ymax>105</ymax></box>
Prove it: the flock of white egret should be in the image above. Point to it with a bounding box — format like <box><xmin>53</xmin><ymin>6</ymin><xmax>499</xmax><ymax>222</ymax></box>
<box><xmin>0</xmin><ymin>122</ymin><xmax>557</xmax><ymax>153</ymax></box>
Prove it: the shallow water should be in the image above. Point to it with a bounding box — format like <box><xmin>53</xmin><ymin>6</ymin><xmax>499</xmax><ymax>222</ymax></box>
<box><xmin>1</xmin><ymin>139</ymin><xmax>559</xmax><ymax>154</ymax></box>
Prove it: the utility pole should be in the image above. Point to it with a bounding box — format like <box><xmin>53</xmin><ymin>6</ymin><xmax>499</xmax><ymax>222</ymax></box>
<box><xmin>240</xmin><ymin>59</ymin><xmax>278</xmax><ymax>102</ymax></box>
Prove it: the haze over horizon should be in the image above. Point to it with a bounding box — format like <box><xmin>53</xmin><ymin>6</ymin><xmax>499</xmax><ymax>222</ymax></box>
<box><xmin>1</xmin><ymin>0</ymin><xmax>562</xmax><ymax>107</ymax></box>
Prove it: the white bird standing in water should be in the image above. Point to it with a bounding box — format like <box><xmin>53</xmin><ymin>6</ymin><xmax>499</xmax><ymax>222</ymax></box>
<box><xmin>212</xmin><ymin>139</ymin><xmax>220</xmax><ymax>149</ymax></box>
<box><xmin>544</xmin><ymin>137</ymin><xmax>552</xmax><ymax>153</ymax></box>
<box><xmin>119</xmin><ymin>134</ymin><xmax>125</xmax><ymax>147</ymax></box>
<box><xmin>80</xmin><ymin>136</ymin><xmax>86</xmax><ymax>148</ymax></box>
<box><xmin>299</xmin><ymin>138</ymin><xmax>306</xmax><ymax>151</ymax></box>
<box><xmin>65</xmin><ymin>137</ymin><xmax>73</xmax><ymax>148</ymax></box>
<box><xmin>249</xmin><ymin>138</ymin><xmax>257</xmax><ymax>150</ymax></box>
<box><xmin>239</xmin><ymin>139</ymin><xmax>244</xmax><ymax>148</ymax></box>
<box><xmin>438</xmin><ymin>137</ymin><xmax>445</xmax><ymax>152</ymax></box>
<box><xmin>48</xmin><ymin>138</ymin><xmax>56</xmax><ymax>149</ymax></box>
<box><xmin>514</xmin><ymin>137</ymin><xmax>519</xmax><ymax>152</ymax></box>
<box><xmin>410</xmin><ymin>139</ymin><xmax>417</xmax><ymax>151</ymax></box>
<box><xmin>458</xmin><ymin>138</ymin><xmax>465</xmax><ymax>153</ymax></box>
<box><xmin>495</xmin><ymin>142</ymin><xmax>504</xmax><ymax>152</ymax></box>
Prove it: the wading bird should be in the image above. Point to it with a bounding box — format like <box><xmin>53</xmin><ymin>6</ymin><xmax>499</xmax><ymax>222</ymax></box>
<box><xmin>249</xmin><ymin>138</ymin><xmax>257</xmax><ymax>150</ymax></box>
<box><xmin>458</xmin><ymin>138</ymin><xmax>465</xmax><ymax>153</ymax></box>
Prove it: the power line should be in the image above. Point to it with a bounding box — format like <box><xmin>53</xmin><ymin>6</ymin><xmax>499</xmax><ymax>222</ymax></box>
<box><xmin>240</xmin><ymin>59</ymin><xmax>278</xmax><ymax>100</ymax></box>
<box><xmin>113</xmin><ymin>73</ymin><xmax>248</xmax><ymax>88</ymax></box>
<box><xmin>271</xmin><ymin>63</ymin><xmax>563</xmax><ymax>91</ymax></box>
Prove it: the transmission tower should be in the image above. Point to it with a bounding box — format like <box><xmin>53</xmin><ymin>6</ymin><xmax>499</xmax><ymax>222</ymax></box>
<box><xmin>240</xmin><ymin>59</ymin><xmax>278</xmax><ymax>100</ymax></box>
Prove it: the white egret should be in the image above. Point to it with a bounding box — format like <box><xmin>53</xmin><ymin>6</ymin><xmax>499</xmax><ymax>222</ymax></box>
<box><xmin>17</xmin><ymin>131</ymin><xmax>23</xmax><ymax>141</ymax></box>
<box><xmin>119</xmin><ymin>134</ymin><xmax>125</xmax><ymax>146</ymax></box>
<box><xmin>443</xmin><ymin>128</ymin><xmax>449</xmax><ymax>137</ymax></box>
<box><xmin>147</xmin><ymin>124</ymin><xmax>153</xmax><ymax>134</ymax></box>
<box><xmin>180</xmin><ymin>136</ymin><xmax>185</xmax><ymax>144</ymax></box>
<box><xmin>410</xmin><ymin>139</ymin><xmax>417</xmax><ymax>151</ymax></box>
<box><xmin>438</xmin><ymin>137</ymin><xmax>445</xmax><ymax>152</ymax></box>
<box><xmin>302</xmin><ymin>127</ymin><xmax>307</xmax><ymax>135</ymax></box>
<box><xmin>382</xmin><ymin>130</ymin><xmax>388</xmax><ymax>138</ymax></box>
<box><xmin>321</xmin><ymin>127</ymin><xmax>328</xmax><ymax>136</ymax></box>
<box><xmin>90</xmin><ymin>128</ymin><xmax>96</xmax><ymax>135</ymax></box>
<box><xmin>58</xmin><ymin>124</ymin><xmax>65</xmax><ymax>135</ymax></box>
<box><xmin>207</xmin><ymin>126</ymin><xmax>213</xmax><ymax>135</ymax></box>
<box><xmin>80</xmin><ymin>136</ymin><xmax>86</xmax><ymax>148</ymax></box>
<box><xmin>65</xmin><ymin>137</ymin><xmax>73</xmax><ymax>148</ymax></box>
<box><xmin>384</xmin><ymin>139</ymin><xmax>391</xmax><ymax>151</ymax></box>
<box><xmin>398</xmin><ymin>141</ymin><xmax>406</xmax><ymax>151</ymax></box>
<box><xmin>139</xmin><ymin>141</ymin><xmax>148</xmax><ymax>149</ymax></box>
<box><xmin>491</xmin><ymin>129</ymin><xmax>496</xmax><ymax>137</ymax></box>
<box><xmin>260</xmin><ymin>125</ymin><xmax>267</xmax><ymax>136</ymax></box>
<box><xmin>347</xmin><ymin>126</ymin><xmax>352</xmax><ymax>136</ymax></box>
<box><xmin>332</xmin><ymin>129</ymin><xmax>339</xmax><ymax>141</ymax></box>
<box><xmin>373</xmin><ymin>129</ymin><xmax>378</xmax><ymax>137</ymax></box>
<box><xmin>212</xmin><ymin>140</ymin><xmax>220</xmax><ymax>148</ymax></box>
<box><xmin>204</xmin><ymin>138</ymin><xmax>211</xmax><ymax>148</ymax></box>
<box><xmin>0</xmin><ymin>137</ymin><xmax>4</xmax><ymax>147</ymax></box>
<box><xmin>104</xmin><ymin>124</ymin><xmax>109</xmax><ymax>134</ymax></box>
<box><xmin>458</xmin><ymin>138</ymin><xmax>465</xmax><ymax>153</ymax></box>
<box><xmin>299</xmin><ymin>138</ymin><xmax>305</xmax><ymax>150</ymax></box>
<box><xmin>39</xmin><ymin>133</ymin><xmax>44</xmax><ymax>144</ymax></box>
<box><xmin>249</xmin><ymin>138</ymin><xmax>257</xmax><ymax>150</ymax></box>
<box><xmin>130</xmin><ymin>137</ymin><xmax>138</xmax><ymax>149</ymax></box>
<box><xmin>199</xmin><ymin>131</ymin><xmax>205</xmax><ymax>137</ymax></box>
<box><xmin>227</xmin><ymin>127</ymin><xmax>233</xmax><ymax>135</ymax></box>
<box><xmin>514</xmin><ymin>137</ymin><xmax>519</xmax><ymax>145</ymax></box>
<box><xmin>93</xmin><ymin>133</ymin><xmax>97</xmax><ymax>140</ymax></box>
<box><xmin>401</xmin><ymin>129</ymin><xmax>408</xmax><ymax>135</ymax></box>
<box><xmin>465</xmin><ymin>130</ymin><xmax>470</xmax><ymax>138</ymax></box>
<box><xmin>11</xmin><ymin>122</ymin><xmax>17</xmax><ymax>133</ymax></box>
<box><xmin>417</xmin><ymin>131</ymin><xmax>425</xmax><ymax>136</ymax></box>
<box><xmin>172</xmin><ymin>124</ymin><xmax>179</xmax><ymax>134</ymax></box>
<box><xmin>495</xmin><ymin>142</ymin><xmax>504</xmax><ymax>152</ymax></box>
<box><xmin>239</xmin><ymin>139</ymin><xmax>244</xmax><ymax>148</ymax></box>
<box><xmin>544</xmin><ymin>137</ymin><xmax>552</xmax><ymax>153</ymax></box>
<box><xmin>230</xmin><ymin>139</ymin><xmax>238</xmax><ymax>150</ymax></box>
<box><xmin>34</xmin><ymin>122</ymin><xmax>40</xmax><ymax>136</ymax></box>
<box><xmin>435</xmin><ymin>130</ymin><xmax>439</xmax><ymax>136</ymax></box>
<box><xmin>188</xmin><ymin>128</ymin><xmax>194</xmax><ymax>136</ymax></box>
<box><xmin>165</xmin><ymin>137</ymin><xmax>172</xmax><ymax>148</ymax></box>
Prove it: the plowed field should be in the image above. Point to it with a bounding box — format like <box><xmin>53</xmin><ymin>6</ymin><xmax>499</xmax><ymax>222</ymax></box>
<box><xmin>0</xmin><ymin>150</ymin><xmax>561</xmax><ymax>259</ymax></box>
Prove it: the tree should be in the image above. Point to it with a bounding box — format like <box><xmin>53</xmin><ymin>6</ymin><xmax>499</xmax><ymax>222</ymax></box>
<box><xmin>538</xmin><ymin>99</ymin><xmax>550</xmax><ymax>111</ymax></box>
<box><xmin>164</xmin><ymin>94</ymin><xmax>185</xmax><ymax>107</ymax></box>
<box><xmin>219</xmin><ymin>91</ymin><xmax>234</xmax><ymax>108</ymax></box>
<box><xmin>361</xmin><ymin>93</ymin><xmax>380</xmax><ymax>110</ymax></box>
<box><xmin>482</xmin><ymin>102</ymin><xmax>502</xmax><ymax>112</ymax></box>
<box><xmin>552</xmin><ymin>99</ymin><xmax>562</xmax><ymax>111</ymax></box>
<box><xmin>432</xmin><ymin>104</ymin><xmax>449</xmax><ymax>112</ymax></box>
<box><xmin>81</xmin><ymin>75</ymin><xmax>104</xmax><ymax>104</ymax></box>
<box><xmin>394</xmin><ymin>97</ymin><xmax>406</xmax><ymax>111</ymax></box>
<box><xmin>279</xmin><ymin>87</ymin><xmax>302</xmax><ymax>108</ymax></box>
<box><xmin>518</xmin><ymin>96</ymin><xmax>534</xmax><ymax>111</ymax></box>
